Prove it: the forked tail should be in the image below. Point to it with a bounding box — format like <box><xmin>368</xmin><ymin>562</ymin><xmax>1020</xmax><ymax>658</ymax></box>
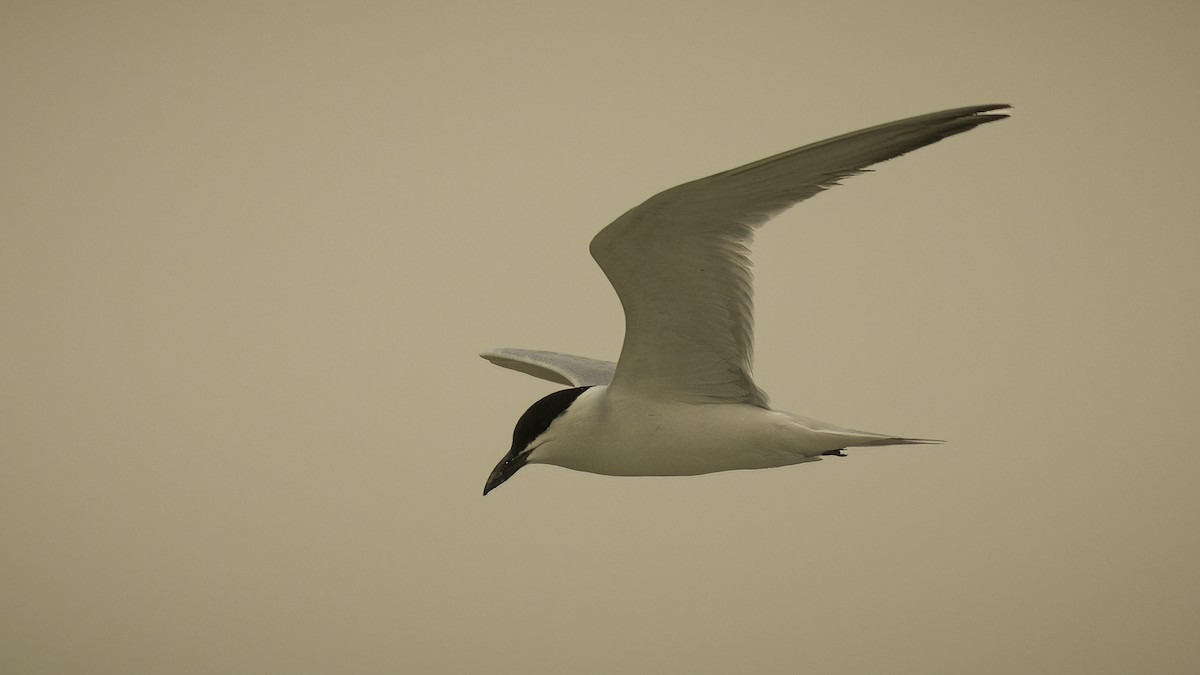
<box><xmin>853</xmin><ymin>436</ymin><xmax>944</xmax><ymax>447</ymax></box>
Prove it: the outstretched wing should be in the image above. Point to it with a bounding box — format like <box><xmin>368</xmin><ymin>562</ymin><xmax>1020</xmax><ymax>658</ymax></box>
<box><xmin>589</xmin><ymin>104</ymin><xmax>1009</xmax><ymax>405</ymax></box>
<box><xmin>480</xmin><ymin>348</ymin><xmax>616</xmax><ymax>387</ymax></box>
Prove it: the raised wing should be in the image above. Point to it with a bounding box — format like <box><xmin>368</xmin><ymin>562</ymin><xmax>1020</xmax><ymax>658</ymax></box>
<box><xmin>481</xmin><ymin>348</ymin><xmax>616</xmax><ymax>387</ymax></box>
<box><xmin>589</xmin><ymin>104</ymin><xmax>1009</xmax><ymax>405</ymax></box>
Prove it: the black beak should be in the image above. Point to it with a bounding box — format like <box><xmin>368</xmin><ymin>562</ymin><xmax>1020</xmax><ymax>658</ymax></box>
<box><xmin>483</xmin><ymin>450</ymin><xmax>528</xmax><ymax>496</ymax></box>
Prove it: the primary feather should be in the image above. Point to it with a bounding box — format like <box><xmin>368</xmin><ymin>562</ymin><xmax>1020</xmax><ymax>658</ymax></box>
<box><xmin>590</xmin><ymin>104</ymin><xmax>1009</xmax><ymax>405</ymax></box>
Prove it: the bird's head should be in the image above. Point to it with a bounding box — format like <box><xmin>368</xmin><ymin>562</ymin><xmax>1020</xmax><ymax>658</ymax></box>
<box><xmin>483</xmin><ymin>386</ymin><xmax>592</xmax><ymax>495</ymax></box>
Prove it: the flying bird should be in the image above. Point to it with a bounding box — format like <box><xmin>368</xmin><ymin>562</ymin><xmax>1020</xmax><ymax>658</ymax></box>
<box><xmin>481</xmin><ymin>104</ymin><xmax>1009</xmax><ymax>495</ymax></box>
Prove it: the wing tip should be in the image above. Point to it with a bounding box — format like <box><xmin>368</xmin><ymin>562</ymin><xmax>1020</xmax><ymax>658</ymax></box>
<box><xmin>957</xmin><ymin>103</ymin><xmax>1013</xmax><ymax>127</ymax></box>
<box><xmin>896</xmin><ymin>437</ymin><xmax>946</xmax><ymax>445</ymax></box>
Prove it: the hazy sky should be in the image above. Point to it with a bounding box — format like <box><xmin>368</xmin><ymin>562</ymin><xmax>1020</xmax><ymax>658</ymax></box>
<box><xmin>3</xmin><ymin>2</ymin><xmax>1198</xmax><ymax>673</ymax></box>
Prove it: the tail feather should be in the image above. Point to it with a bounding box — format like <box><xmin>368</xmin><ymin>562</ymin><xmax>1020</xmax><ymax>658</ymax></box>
<box><xmin>852</xmin><ymin>436</ymin><xmax>944</xmax><ymax>447</ymax></box>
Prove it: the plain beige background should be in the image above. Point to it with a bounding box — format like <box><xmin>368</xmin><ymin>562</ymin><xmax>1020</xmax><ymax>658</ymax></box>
<box><xmin>3</xmin><ymin>1</ymin><xmax>1198</xmax><ymax>673</ymax></box>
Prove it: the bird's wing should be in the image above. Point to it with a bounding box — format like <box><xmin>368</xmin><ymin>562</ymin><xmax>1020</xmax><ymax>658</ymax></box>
<box><xmin>589</xmin><ymin>104</ymin><xmax>1009</xmax><ymax>405</ymax></box>
<box><xmin>480</xmin><ymin>348</ymin><xmax>616</xmax><ymax>387</ymax></box>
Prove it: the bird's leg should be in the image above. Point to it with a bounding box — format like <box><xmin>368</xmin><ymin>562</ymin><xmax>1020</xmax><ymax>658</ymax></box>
<box><xmin>822</xmin><ymin>449</ymin><xmax>847</xmax><ymax>457</ymax></box>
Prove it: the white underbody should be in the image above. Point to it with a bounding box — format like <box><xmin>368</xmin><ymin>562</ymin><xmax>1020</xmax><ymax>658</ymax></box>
<box><xmin>526</xmin><ymin>386</ymin><xmax>916</xmax><ymax>477</ymax></box>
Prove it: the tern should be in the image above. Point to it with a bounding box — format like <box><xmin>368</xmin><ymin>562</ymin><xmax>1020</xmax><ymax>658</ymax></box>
<box><xmin>481</xmin><ymin>104</ymin><xmax>1009</xmax><ymax>495</ymax></box>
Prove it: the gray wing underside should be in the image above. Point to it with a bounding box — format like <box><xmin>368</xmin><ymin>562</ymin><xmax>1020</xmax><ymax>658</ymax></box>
<box><xmin>480</xmin><ymin>348</ymin><xmax>616</xmax><ymax>387</ymax></box>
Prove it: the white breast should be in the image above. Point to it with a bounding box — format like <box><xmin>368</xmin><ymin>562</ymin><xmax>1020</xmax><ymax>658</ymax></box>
<box><xmin>526</xmin><ymin>387</ymin><xmax>843</xmax><ymax>476</ymax></box>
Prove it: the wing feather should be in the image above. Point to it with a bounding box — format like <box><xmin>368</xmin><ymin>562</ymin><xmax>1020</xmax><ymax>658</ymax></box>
<box><xmin>481</xmin><ymin>348</ymin><xmax>616</xmax><ymax>387</ymax></box>
<box><xmin>589</xmin><ymin>104</ymin><xmax>1009</xmax><ymax>404</ymax></box>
